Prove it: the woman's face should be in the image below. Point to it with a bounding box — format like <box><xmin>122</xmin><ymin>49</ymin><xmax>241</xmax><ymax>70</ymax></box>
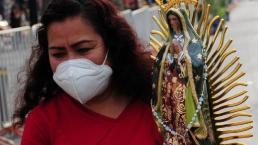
<box><xmin>47</xmin><ymin>16</ymin><xmax>108</xmax><ymax>72</ymax></box>
<box><xmin>168</xmin><ymin>14</ymin><xmax>181</xmax><ymax>29</ymax></box>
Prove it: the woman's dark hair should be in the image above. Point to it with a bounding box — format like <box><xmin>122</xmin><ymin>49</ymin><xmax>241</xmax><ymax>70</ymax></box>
<box><xmin>14</xmin><ymin>0</ymin><xmax>152</xmax><ymax>126</ymax></box>
<box><xmin>166</xmin><ymin>10</ymin><xmax>183</xmax><ymax>35</ymax></box>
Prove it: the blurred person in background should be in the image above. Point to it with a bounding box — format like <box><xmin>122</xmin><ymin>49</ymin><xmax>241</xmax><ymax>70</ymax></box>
<box><xmin>0</xmin><ymin>0</ymin><xmax>4</xmax><ymax>19</ymax></box>
<box><xmin>10</xmin><ymin>3</ymin><xmax>28</xmax><ymax>28</ymax></box>
<box><xmin>10</xmin><ymin>4</ymin><xmax>21</xmax><ymax>28</ymax></box>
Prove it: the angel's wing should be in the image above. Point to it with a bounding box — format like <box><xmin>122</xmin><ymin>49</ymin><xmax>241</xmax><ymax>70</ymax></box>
<box><xmin>149</xmin><ymin>0</ymin><xmax>253</xmax><ymax>144</ymax></box>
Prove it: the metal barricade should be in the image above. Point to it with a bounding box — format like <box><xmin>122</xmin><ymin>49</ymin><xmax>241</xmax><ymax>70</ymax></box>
<box><xmin>0</xmin><ymin>26</ymin><xmax>32</xmax><ymax>125</ymax></box>
<box><xmin>0</xmin><ymin>68</ymin><xmax>8</xmax><ymax>124</ymax></box>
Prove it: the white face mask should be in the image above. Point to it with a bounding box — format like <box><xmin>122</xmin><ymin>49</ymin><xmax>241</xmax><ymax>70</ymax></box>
<box><xmin>53</xmin><ymin>52</ymin><xmax>112</xmax><ymax>104</ymax></box>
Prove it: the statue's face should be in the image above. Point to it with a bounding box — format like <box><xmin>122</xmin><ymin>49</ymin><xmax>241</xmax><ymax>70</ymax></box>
<box><xmin>168</xmin><ymin>14</ymin><xmax>181</xmax><ymax>30</ymax></box>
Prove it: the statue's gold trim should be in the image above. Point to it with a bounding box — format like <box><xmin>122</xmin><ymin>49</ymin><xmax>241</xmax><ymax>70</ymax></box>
<box><xmin>155</xmin><ymin>0</ymin><xmax>198</xmax><ymax>12</ymax></box>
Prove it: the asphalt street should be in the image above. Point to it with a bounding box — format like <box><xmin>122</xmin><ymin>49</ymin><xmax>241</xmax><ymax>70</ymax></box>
<box><xmin>226</xmin><ymin>0</ymin><xmax>258</xmax><ymax>144</ymax></box>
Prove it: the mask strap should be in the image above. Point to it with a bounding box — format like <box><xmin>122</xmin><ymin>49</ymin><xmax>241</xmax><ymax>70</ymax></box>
<box><xmin>102</xmin><ymin>49</ymin><xmax>109</xmax><ymax>65</ymax></box>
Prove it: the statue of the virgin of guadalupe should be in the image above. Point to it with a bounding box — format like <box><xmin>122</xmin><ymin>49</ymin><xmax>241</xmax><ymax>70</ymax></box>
<box><xmin>152</xmin><ymin>8</ymin><xmax>215</xmax><ymax>145</ymax></box>
<box><xmin>150</xmin><ymin>1</ymin><xmax>253</xmax><ymax>145</ymax></box>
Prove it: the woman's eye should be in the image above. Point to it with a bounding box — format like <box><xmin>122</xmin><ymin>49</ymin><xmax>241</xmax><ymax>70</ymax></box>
<box><xmin>77</xmin><ymin>48</ymin><xmax>90</xmax><ymax>53</ymax></box>
<box><xmin>51</xmin><ymin>53</ymin><xmax>65</xmax><ymax>58</ymax></box>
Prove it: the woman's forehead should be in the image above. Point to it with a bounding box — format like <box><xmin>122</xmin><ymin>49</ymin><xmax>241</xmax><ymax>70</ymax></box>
<box><xmin>47</xmin><ymin>16</ymin><xmax>102</xmax><ymax>47</ymax></box>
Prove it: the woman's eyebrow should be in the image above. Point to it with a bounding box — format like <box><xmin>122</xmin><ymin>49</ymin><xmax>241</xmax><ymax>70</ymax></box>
<box><xmin>70</xmin><ymin>39</ymin><xmax>95</xmax><ymax>48</ymax></box>
<box><xmin>48</xmin><ymin>46</ymin><xmax>65</xmax><ymax>51</ymax></box>
<box><xmin>49</xmin><ymin>39</ymin><xmax>95</xmax><ymax>50</ymax></box>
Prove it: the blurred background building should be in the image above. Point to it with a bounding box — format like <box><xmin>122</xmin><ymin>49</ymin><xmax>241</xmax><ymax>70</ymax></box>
<box><xmin>0</xmin><ymin>0</ymin><xmax>234</xmax><ymax>30</ymax></box>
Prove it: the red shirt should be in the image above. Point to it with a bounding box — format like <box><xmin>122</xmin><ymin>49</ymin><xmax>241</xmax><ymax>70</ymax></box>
<box><xmin>21</xmin><ymin>93</ymin><xmax>163</xmax><ymax>145</ymax></box>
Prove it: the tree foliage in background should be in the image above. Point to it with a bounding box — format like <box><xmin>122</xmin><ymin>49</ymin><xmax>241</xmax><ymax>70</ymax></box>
<box><xmin>206</xmin><ymin>0</ymin><xmax>232</xmax><ymax>17</ymax></box>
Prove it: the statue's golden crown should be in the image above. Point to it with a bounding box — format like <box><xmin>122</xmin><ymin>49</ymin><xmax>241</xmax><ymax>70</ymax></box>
<box><xmin>155</xmin><ymin>0</ymin><xmax>198</xmax><ymax>12</ymax></box>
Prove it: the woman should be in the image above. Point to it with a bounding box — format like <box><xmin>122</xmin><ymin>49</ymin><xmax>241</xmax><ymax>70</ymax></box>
<box><xmin>14</xmin><ymin>0</ymin><xmax>163</xmax><ymax>144</ymax></box>
<box><xmin>152</xmin><ymin>8</ymin><xmax>215</xmax><ymax>145</ymax></box>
